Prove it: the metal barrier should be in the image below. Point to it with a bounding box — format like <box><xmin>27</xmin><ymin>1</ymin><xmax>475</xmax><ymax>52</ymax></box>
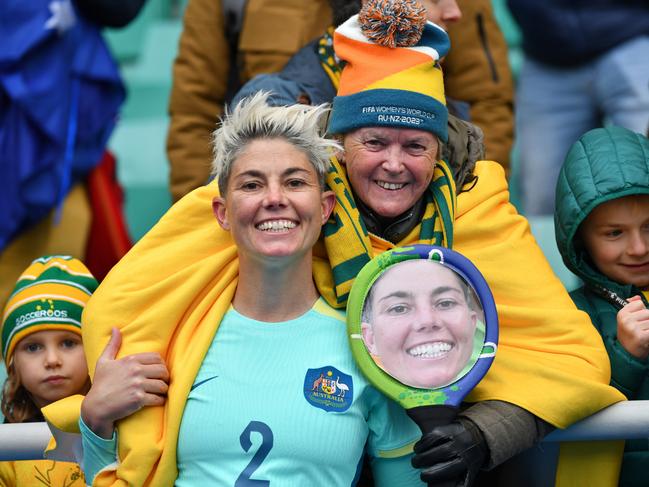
<box><xmin>0</xmin><ymin>422</ymin><xmax>51</xmax><ymax>461</ymax></box>
<box><xmin>494</xmin><ymin>400</ymin><xmax>649</xmax><ymax>486</ymax></box>
<box><xmin>543</xmin><ymin>400</ymin><xmax>649</xmax><ymax>442</ymax></box>
<box><xmin>1</xmin><ymin>401</ymin><xmax>647</xmax><ymax>469</ymax></box>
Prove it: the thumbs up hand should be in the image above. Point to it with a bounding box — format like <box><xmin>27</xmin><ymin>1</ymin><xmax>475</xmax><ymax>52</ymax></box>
<box><xmin>81</xmin><ymin>327</ymin><xmax>169</xmax><ymax>439</ymax></box>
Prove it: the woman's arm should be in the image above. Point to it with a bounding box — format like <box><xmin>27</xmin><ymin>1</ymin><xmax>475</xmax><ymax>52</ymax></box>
<box><xmin>79</xmin><ymin>417</ymin><xmax>117</xmax><ymax>482</ymax></box>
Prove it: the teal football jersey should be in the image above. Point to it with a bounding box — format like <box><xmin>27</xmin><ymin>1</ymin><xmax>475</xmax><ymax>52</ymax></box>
<box><xmin>176</xmin><ymin>299</ymin><xmax>421</xmax><ymax>486</ymax></box>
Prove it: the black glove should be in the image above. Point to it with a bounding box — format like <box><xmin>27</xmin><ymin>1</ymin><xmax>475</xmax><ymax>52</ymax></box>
<box><xmin>411</xmin><ymin>419</ymin><xmax>488</xmax><ymax>487</ymax></box>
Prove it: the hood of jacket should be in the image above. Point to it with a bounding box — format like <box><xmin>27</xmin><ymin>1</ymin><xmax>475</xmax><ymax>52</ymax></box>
<box><xmin>554</xmin><ymin>126</ymin><xmax>649</xmax><ymax>296</ymax></box>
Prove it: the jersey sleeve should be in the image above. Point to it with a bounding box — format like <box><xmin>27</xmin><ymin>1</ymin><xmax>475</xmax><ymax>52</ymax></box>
<box><xmin>79</xmin><ymin>417</ymin><xmax>118</xmax><ymax>482</ymax></box>
<box><xmin>371</xmin><ymin>454</ymin><xmax>424</xmax><ymax>487</ymax></box>
<box><xmin>365</xmin><ymin>387</ymin><xmax>422</xmax><ymax>485</ymax></box>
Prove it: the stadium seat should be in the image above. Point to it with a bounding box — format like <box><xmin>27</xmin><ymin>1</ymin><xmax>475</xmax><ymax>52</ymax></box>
<box><xmin>108</xmin><ymin>15</ymin><xmax>183</xmax><ymax>241</ymax></box>
<box><xmin>119</xmin><ymin>20</ymin><xmax>182</xmax><ymax>119</ymax></box>
<box><xmin>491</xmin><ymin>0</ymin><xmax>523</xmax><ymax>81</ymax></box>
<box><xmin>104</xmin><ymin>0</ymin><xmax>175</xmax><ymax>64</ymax></box>
<box><xmin>109</xmin><ymin>118</ymin><xmax>172</xmax><ymax>241</ymax></box>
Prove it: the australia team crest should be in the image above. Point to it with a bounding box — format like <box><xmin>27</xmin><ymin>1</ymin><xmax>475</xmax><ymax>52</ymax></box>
<box><xmin>304</xmin><ymin>366</ymin><xmax>353</xmax><ymax>412</ymax></box>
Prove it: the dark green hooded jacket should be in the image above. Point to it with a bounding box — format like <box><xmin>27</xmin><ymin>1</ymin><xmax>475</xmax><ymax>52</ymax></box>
<box><xmin>554</xmin><ymin>126</ymin><xmax>649</xmax><ymax>487</ymax></box>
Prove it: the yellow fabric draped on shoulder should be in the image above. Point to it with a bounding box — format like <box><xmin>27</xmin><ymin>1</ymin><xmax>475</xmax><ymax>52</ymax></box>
<box><xmin>0</xmin><ymin>457</ymin><xmax>85</xmax><ymax>486</ymax></box>
<box><xmin>316</xmin><ymin>160</ymin><xmax>625</xmax><ymax>485</ymax></box>
<box><xmin>317</xmin><ymin>159</ymin><xmax>622</xmax><ymax>425</ymax></box>
<box><xmin>450</xmin><ymin>162</ymin><xmax>625</xmax><ymax>485</ymax></box>
<box><xmin>451</xmin><ymin>162</ymin><xmax>623</xmax><ymax>425</ymax></box>
<box><xmin>42</xmin><ymin>160</ymin><xmax>624</xmax><ymax>485</ymax></box>
<box><xmin>52</xmin><ymin>182</ymin><xmax>239</xmax><ymax>485</ymax></box>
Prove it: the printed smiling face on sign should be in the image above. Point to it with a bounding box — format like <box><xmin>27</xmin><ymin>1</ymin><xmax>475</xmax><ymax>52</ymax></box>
<box><xmin>360</xmin><ymin>259</ymin><xmax>483</xmax><ymax>389</ymax></box>
<box><xmin>347</xmin><ymin>245</ymin><xmax>498</xmax><ymax>408</ymax></box>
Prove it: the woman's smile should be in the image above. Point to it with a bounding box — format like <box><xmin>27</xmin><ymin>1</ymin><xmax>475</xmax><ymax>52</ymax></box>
<box><xmin>406</xmin><ymin>341</ymin><xmax>454</xmax><ymax>359</ymax></box>
<box><xmin>255</xmin><ymin>219</ymin><xmax>298</xmax><ymax>232</ymax></box>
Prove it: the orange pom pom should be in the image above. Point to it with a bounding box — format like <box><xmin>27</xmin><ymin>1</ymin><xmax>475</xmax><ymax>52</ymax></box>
<box><xmin>359</xmin><ymin>0</ymin><xmax>426</xmax><ymax>48</ymax></box>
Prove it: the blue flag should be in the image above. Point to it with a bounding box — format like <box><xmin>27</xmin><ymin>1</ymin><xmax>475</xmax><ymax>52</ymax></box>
<box><xmin>0</xmin><ymin>0</ymin><xmax>125</xmax><ymax>250</ymax></box>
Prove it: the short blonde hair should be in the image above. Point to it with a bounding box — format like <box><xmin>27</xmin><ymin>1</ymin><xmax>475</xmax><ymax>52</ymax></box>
<box><xmin>212</xmin><ymin>92</ymin><xmax>341</xmax><ymax>193</ymax></box>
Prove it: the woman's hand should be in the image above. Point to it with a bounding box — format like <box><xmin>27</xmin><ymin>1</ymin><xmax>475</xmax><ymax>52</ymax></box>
<box><xmin>617</xmin><ymin>296</ymin><xmax>649</xmax><ymax>360</ymax></box>
<box><xmin>81</xmin><ymin>327</ymin><xmax>169</xmax><ymax>439</ymax></box>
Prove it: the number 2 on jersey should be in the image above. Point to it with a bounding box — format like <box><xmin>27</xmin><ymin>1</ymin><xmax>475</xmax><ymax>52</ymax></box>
<box><xmin>235</xmin><ymin>421</ymin><xmax>274</xmax><ymax>486</ymax></box>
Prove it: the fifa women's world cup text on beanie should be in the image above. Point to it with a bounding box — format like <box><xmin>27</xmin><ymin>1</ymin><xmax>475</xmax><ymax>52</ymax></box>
<box><xmin>328</xmin><ymin>0</ymin><xmax>450</xmax><ymax>141</ymax></box>
<box><xmin>1</xmin><ymin>255</ymin><xmax>98</xmax><ymax>365</ymax></box>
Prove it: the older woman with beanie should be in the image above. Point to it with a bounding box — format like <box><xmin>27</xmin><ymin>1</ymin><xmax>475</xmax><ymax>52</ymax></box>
<box><xmin>42</xmin><ymin>1</ymin><xmax>625</xmax><ymax>486</ymax></box>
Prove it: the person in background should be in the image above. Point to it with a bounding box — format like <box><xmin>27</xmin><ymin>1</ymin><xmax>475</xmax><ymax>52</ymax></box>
<box><xmin>167</xmin><ymin>0</ymin><xmax>514</xmax><ymax>202</ymax></box>
<box><xmin>554</xmin><ymin>126</ymin><xmax>649</xmax><ymax>487</ymax></box>
<box><xmin>0</xmin><ymin>0</ymin><xmax>143</xmax><ymax>310</ymax></box>
<box><xmin>442</xmin><ymin>0</ymin><xmax>514</xmax><ymax>171</ymax></box>
<box><xmin>320</xmin><ymin>3</ymin><xmax>623</xmax><ymax>483</ymax></box>
<box><xmin>229</xmin><ymin>0</ymin><xmax>489</xmax><ymax>193</ymax></box>
<box><xmin>508</xmin><ymin>0</ymin><xmax>649</xmax><ymax>215</ymax></box>
<box><xmin>43</xmin><ymin>3</ymin><xmax>626</xmax><ymax>486</ymax></box>
<box><xmin>167</xmin><ymin>0</ymin><xmax>332</xmax><ymax>202</ymax></box>
<box><xmin>0</xmin><ymin>256</ymin><xmax>98</xmax><ymax>486</ymax></box>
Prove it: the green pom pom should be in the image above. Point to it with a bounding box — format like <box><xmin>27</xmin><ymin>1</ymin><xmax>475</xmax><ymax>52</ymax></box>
<box><xmin>359</xmin><ymin>0</ymin><xmax>427</xmax><ymax>48</ymax></box>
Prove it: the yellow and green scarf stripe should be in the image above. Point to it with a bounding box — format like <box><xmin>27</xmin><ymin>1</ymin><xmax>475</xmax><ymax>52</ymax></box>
<box><xmin>322</xmin><ymin>155</ymin><xmax>456</xmax><ymax>308</ymax></box>
<box><xmin>318</xmin><ymin>27</ymin><xmax>341</xmax><ymax>89</ymax></box>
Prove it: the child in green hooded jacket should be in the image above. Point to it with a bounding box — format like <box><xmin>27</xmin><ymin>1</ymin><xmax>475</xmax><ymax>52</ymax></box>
<box><xmin>554</xmin><ymin>125</ymin><xmax>649</xmax><ymax>487</ymax></box>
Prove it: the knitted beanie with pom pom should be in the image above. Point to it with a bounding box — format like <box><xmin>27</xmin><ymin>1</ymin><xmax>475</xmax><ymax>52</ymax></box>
<box><xmin>328</xmin><ymin>0</ymin><xmax>450</xmax><ymax>141</ymax></box>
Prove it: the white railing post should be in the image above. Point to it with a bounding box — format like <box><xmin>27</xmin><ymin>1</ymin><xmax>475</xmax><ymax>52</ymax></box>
<box><xmin>543</xmin><ymin>400</ymin><xmax>649</xmax><ymax>442</ymax></box>
<box><xmin>0</xmin><ymin>422</ymin><xmax>51</xmax><ymax>461</ymax></box>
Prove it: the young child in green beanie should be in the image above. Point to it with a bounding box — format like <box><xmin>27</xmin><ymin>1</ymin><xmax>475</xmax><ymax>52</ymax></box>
<box><xmin>0</xmin><ymin>255</ymin><xmax>98</xmax><ymax>486</ymax></box>
<box><xmin>554</xmin><ymin>126</ymin><xmax>649</xmax><ymax>487</ymax></box>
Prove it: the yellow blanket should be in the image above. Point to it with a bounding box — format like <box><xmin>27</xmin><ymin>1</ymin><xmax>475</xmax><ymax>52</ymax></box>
<box><xmin>44</xmin><ymin>160</ymin><xmax>625</xmax><ymax>486</ymax></box>
<box><xmin>0</xmin><ymin>459</ymin><xmax>84</xmax><ymax>486</ymax></box>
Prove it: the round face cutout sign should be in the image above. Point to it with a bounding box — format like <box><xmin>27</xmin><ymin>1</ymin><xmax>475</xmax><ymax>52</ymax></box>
<box><xmin>347</xmin><ymin>245</ymin><xmax>498</xmax><ymax>411</ymax></box>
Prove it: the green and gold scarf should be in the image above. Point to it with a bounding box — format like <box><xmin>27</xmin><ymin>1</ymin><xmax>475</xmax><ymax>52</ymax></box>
<box><xmin>318</xmin><ymin>27</ymin><xmax>342</xmax><ymax>89</ymax></box>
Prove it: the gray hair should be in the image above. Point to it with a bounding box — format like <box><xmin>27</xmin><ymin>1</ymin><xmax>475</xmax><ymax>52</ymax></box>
<box><xmin>212</xmin><ymin>91</ymin><xmax>341</xmax><ymax>194</ymax></box>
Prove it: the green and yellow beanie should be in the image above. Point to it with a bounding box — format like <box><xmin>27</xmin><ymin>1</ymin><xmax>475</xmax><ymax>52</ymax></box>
<box><xmin>328</xmin><ymin>0</ymin><xmax>450</xmax><ymax>141</ymax></box>
<box><xmin>1</xmin><ymin>255</ymin><xmax>98</xmax><ymax>365</ymax></box>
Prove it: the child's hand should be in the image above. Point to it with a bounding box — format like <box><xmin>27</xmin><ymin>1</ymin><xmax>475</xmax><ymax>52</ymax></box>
<box><xmin>81</xmin><ymin>327</ymin><xmax>169</xmax><ymax>439</ymax></box>
<box><xmin>617</xmin><ymin>296</ymin><xmax>649</xmax><ymax>360</ymax></box>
